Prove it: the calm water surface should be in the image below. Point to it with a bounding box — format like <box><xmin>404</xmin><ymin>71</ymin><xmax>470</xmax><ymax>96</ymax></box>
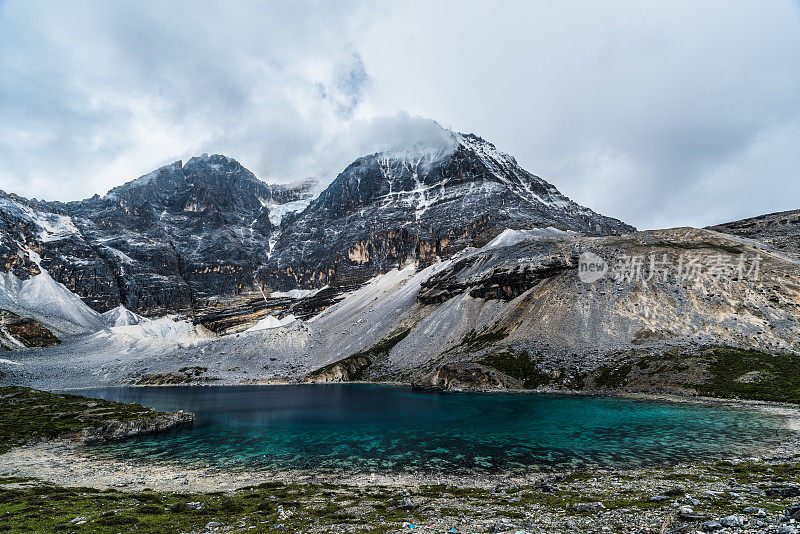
<box><xmin>76</xmin><ymin>384</ymin><xmax>786</xmax><ymax>474</ymax></box>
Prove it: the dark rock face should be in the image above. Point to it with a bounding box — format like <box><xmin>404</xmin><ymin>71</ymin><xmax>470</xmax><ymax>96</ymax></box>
<box><xmin>194</xmin><ymin>285</ymin><xmax>353</xmax><ymax>334</ymax></box>
<box><xmin>0</xmin><ymin>134</ymin><xmax>633</xmax><ymax>316</ymax></box>
<box><xmin>418</xmin><ymin>250</ymin><xmax>579</xmax><ymax>305</ymax></box>
<box><xmin>430</xmin><ymin>362</ymin><xmax>516</xmax><ymax>390</ymax></box>
<box><xmin>0</xmin><ymin>309</ymin><xmax>60</xmax><ymax>349</ymax></box>
<box><xmin>262</xmin><ymin>134</ymin><xmax>633</xmax><ymax>290</ymax></box>
<box><xmin>76</xmin><ymin>411</ymin><xmax>195</xmax><ymax>444</ymax></box>
<box><xmin>61</xmin><ymin>155</ymin><xmax>314</xmax><ymax>314</ymax></box>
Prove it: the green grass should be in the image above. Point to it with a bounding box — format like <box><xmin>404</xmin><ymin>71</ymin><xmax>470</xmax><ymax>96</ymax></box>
<box><xmin>0</xmin><ymin>386</ymin><xmax>171</xmax><ymax>453</ymax></box>
<box><xmin>593</xmin><ymin>363</ymin><xmax>633</xmax><ymax>389</ymax></box>
<box><xmin>3</xmin><ymin>460</ymin><xmax>800</xmax><ymax>532</ymax></box>
<box><xmin>697</xmin><ymin>347</ymin><xmax>800</xmax><ymax>403</ymax></box>
<box><xmin>0</xmin><ymin>481</ymin><xmax>423</xmax><ymax>533</ymax></box>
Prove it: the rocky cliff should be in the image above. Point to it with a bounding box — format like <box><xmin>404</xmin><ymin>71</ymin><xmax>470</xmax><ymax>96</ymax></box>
<box><xmin>0</xmin><ymin>155</ymin><xmax>314</xmax><ymax>316</ymax></box>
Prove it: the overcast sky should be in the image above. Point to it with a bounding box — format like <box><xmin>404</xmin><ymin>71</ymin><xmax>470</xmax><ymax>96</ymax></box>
<box><xmin>1</xmin><ymin>1</ymin><xmax>798</xmax><ymax>229</ymax></box>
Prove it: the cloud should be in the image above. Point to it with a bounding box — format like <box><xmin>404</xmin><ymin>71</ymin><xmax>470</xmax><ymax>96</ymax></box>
<box><xmin>303</xmin><ymin>112</ymin><xmax>457</xmax><ymax>184</ymax></box>
<box><xmin>0</xmin><ymin>0</ymin><xmax>798</xmax><ymax>229</ymax></box>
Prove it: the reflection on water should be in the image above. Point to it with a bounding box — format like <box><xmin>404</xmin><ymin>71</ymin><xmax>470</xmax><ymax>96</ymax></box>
<box><xmin>77</xmin><ymin>384</ymin><xmax>786</xmax><ymax>474</ymax></box>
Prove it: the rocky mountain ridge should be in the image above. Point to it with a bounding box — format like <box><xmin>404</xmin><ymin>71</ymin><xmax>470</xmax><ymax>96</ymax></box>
<box><xmin>0</xmin><ymin>133</ymin><xmax>632</xmax><ymax>321</ymax></box>
<box><xmin>707</xmin><ymin>209</ymin><xmax>800</xmax><ymax>260</ymax></box>
<box><xmin>0</xmin><ymin>154</ymin><xmax>314</xmax><ymax>316</ymax></box>
<box><xmin>261</xmin><ymin>133</ymin><xmax>632</xmax><ymax>290</ymax></box>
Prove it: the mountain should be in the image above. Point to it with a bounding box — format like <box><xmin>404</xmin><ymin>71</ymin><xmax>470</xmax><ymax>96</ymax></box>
<box><xmin>0</xmin><ymin>134</ymin><xmax>631</xmax><ymax>322</ymax></box>
<box><xmin>261</xmin><ymin>133</ymin><xmax>633</xmax><ymax>290</ymax></box>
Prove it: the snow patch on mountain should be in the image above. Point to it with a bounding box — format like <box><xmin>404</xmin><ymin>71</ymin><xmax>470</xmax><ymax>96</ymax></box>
<box><xmin>102</xmin><ymin>305</ymin><xmax>148</xmax><ymax>327</ymax></box>
<box><xmin>246</xmin><ymin>314</ymin><xmax>297</xmax><ymax>332</ymax></box>
<box><xmin>265</xmin><ymin>198</ymin><xmax>313</xmax><ymax>226</ymax></box>
<box><xmin>270</xmin><ymin>286</ymin><xmax>327</xmax><ymax>299</ymax></box>
<box><xmin>0</xmin><ymin>270</ymin><xmax>103</xmax><ymax>335</ymax></box>
<box><xmin>103</xmin><ymin>316</ymin><xmax>209</xmax><ymax>343</ymax></box>
<box><xmin>485</xmin><ymin>228</ymin><xmax>574</xmax><ymax>250</ymax></box>
<box><xmin>0</xmin><ymin>195</ymin><xmax>79</xmax><ymax>242</ymax></box>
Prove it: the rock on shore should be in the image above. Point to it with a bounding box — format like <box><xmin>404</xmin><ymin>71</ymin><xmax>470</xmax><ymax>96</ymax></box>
<box><xmin>75</xmin><ymin>411</ymin><xmax>195</xmax><ymax>444</ymax></box>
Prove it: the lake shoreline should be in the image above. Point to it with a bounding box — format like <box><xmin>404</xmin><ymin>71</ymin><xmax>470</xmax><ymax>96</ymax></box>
<box><xmin>2</xmin><ymin>386</ymin><xmax>799</xmax><ymax>492</ymax></box>
<box><xmin>55</xmin><ymin>380</ymin><xmax>800</xmax><ymax>456</ymax></box>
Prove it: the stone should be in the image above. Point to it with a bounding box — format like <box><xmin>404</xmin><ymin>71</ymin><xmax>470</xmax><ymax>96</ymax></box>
<box><xmin>488</xmin><ymin>522</ymin><xmax>511</xmax><ymax>533</ymax></box>
<box><xmin>767</xmin><ymin>486</ymin><xmax>800</xmax><ymax>497</ymax></box>
<box><xmin>719</xmin><ymin>515</ymin><xmax>745</xmax><ymax>528</ymax></box>
<box><xmin>701</xmin><ymin>521</ymin><xmax>723</xmax><ymax>532</ymax></box>
<box><xmin>786</xmin><ymin>502</ymin><xmax>800</xmax><ymax>517</ymax></box>
<box><xmin>400</xmin><ymin>496</ymin><xmax>417</xmax><ymax>509</ymax></box>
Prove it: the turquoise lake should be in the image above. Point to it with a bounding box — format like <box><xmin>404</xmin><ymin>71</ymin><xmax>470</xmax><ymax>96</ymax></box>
<box><xmin>77</xmin><ymin>385</ymin><xmax>787</xmax><ymax>474</ymax></box>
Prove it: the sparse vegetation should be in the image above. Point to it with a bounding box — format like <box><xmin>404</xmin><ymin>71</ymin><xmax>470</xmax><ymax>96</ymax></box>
<box><xmin>698</xmin><ymin>346</ymin><xmax>800</xmax><ymax>403</ymax></box>
<box><xmin>4</xmin><ymin>458</ymin><xmax>800</xmax><ymax>533</ymax></box>
<box><xmin>308</xmin><ymin>328</ymin><xmax>412</xmax><ymax>381</ymax></box>
<box><xmin>593</xmin><ymin>363</ymin><xmax>633</xmax><ymax>389</ymax></box>
<box><xmin>649</xmin><ymin>241</ymin><xmax>745</xmax><ymax>254</ymax></box>
<box><xmin>455</xmin><ymin>328</ymin><xmax>510</xmax><ymax>353</ymax></box>
<box><xmin>481</xmin><ymin>349</ymin><xmax>549</xmax><ymax>388</ymax></box>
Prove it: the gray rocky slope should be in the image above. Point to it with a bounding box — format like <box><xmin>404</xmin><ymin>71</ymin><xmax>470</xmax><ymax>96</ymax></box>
<box><xmin>3</xmin><ymin>223</ymin><xmax>799</xmax><ymax>393</ymax></box>
<box><xmin>707</xmin><ymin>209</ymin><xmax>800</xmax><ymax>260</ymax></box>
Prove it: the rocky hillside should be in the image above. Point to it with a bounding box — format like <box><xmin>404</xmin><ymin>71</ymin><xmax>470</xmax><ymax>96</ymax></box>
<box><xmin>708</xmin><ymin>209</ymin><xmax>800</xmax><ymax>259</ymax></box>
<box><xmin>302</xmin><ymin>226</ymin><xmax>800</xmax><ymax>395</ymax></box>
<box><xmin>0</xmin><ymin>134</ymin><xmax>632</xmax><ymax>319</ymax></box>
<box><xmin>5</xmin><ymin>222</ymin><xmax>799</xmax><ymax>398</ymax></box>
